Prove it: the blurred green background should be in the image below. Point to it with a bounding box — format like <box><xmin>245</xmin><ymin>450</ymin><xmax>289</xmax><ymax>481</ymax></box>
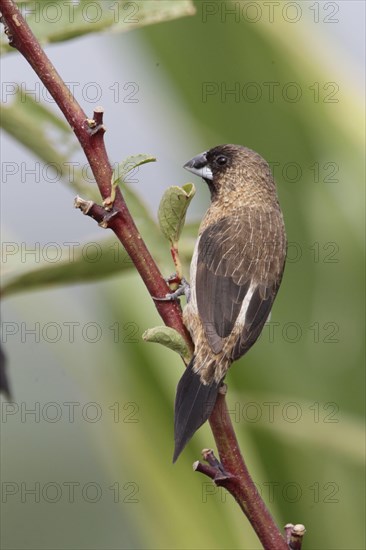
<box><xmin>1</xmin><ymin>1</ymin><xmax>364</xmax><ymax>549</ymax></box>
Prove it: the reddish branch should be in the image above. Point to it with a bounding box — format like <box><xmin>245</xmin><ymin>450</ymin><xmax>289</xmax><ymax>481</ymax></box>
<box><xmin>0</xmin><ymin>2</ymin><xmax>299</xmax><ymax>549</ymax></box>
<box><xmin>0</xmin><ymin>0</ymin><xmax>190</xmax><ymax>344</ymax></box>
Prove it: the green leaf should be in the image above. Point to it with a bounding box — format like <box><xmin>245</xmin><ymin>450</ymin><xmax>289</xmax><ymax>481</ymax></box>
<box><xmin>112</xmin><ymin>154</ymin><xmax>156</xmax><ymax>188</ymax></box>
<box><xmin>0</xmin><ymin>1</ymin><xmax>196</xmax><ymax>55</ymax></box>
<box><xmin>1</xmin><ymin>95</ymin><xmax>167</xmax><ymax>297</ymax></box>
<box><xmin>0</xmin><ymin>92</ymin><xmax>103</xmax><ymax>200</ymax></box>
<box><xmin>105</xmin><ymin>154</ymin><xmax>156</xmax><ymax>207</ymax></box>
<box><xmin>0</xmin><ymin>237</ymin><xmax>136</xmax><ymax>298</ymax></box>
<box><xmin>158</xmin><ymin>183</ymin><xmax>196</xmax><ymax>245</ymax></box>
<box><xmin>1</xmin><ymin>92</ymin><xmax>75</xmax><ymax>167</ymax></box>
<box><xmin>0</xmin><ymin>180</ymin><xmax>170</xmax><ymax>298</ymax></box>
<box><xmin>142</xmin><ymin>326</ymin><xmax>192</xmax><ymax>363</ymax></box>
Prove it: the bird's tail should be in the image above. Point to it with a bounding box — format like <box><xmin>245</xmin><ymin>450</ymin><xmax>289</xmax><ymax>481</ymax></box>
<box><xmin>173</xmin><ymin>357</ymin><xmax>221</xmax><ymax>462</ymax></box>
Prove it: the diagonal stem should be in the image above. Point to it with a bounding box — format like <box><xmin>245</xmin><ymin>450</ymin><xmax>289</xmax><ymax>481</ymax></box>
<box><xmin>208</xmin><ymin>393</ymin><xmax>288</xmax><ymax>549</ymax></box>
<box><xmin>0</xmin><ymin>2</ymin><xmax>292</xmax><ymax>548</ymax></box>
<box><xmin>0</xmin><ymin>0</ymin><xmax>191</xmax><ymax>344</ymax></box>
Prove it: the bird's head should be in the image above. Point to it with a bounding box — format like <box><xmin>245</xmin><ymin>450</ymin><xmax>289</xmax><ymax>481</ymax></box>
<box><xmin>184</xmin><ymin>144</ymin><xmax>277</xmax><ymax>203</ymax></box>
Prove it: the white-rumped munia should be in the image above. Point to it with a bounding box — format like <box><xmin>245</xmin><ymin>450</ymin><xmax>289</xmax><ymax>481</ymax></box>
<box><xmin>173</xmin><ymin>144</ymin><xmax>287</xmax><ymax>462</ymax></box>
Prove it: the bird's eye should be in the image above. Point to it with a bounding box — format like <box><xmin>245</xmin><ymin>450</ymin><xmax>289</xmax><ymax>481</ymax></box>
<box><xmin>215</xmin><ymin>155</ymin><xmax>228</xmax><ymax>166</ymax></box>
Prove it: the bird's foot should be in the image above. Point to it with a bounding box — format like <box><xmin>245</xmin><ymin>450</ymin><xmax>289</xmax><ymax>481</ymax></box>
<box><xmin>153</xmin><ymin>277</ymin><xmax>190</xmax><ymax>302</ymax></box>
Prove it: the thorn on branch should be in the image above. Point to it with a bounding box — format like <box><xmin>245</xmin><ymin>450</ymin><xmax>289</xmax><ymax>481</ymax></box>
<box><xmin>193</xmin><ymin>460</ymin><xmax>220</xmax><ymax>479</ymax></box>
<box><xmin>102</xmin><ymin>196</ymin><xmax>114</xmax><ymax>211</ymax></box>
<box><xmin>202</xmin><ymin>448</ymin><xmax>221</xmax><ymax>469</ymax></box>
<box><xmin>284</xmin><ymin>523</ymin><xmax>306</xmax><ymax>550</ymax></box>
<box><xmin>74</xmin><ymin>196</ymin><xmax>94</xmax><ymax>215</ymax></box>
<box><xmin>74</xmin><ymin>195</ymin><xmax>118</xmax><ymax>228</ymax></box>
<box><xmin>194</xmin><ymin>449</ymin><xmax>234</xmax><ymax>483</ymax></box>
<box><xmin>85</xmin><ymin>106</ymin><xmax>106</xmax><ymax>135</ymax></box>
<box><xmin>93</xmin><ymin>106</ymin><xmax>104</xmax><ymax>124</ymax></box>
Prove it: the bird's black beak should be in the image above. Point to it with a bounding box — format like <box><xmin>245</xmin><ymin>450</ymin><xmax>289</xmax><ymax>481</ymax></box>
<box><xmin>184</xmin><ymin>152</ymin><xmax>213</xmax><ymax>181</ymax></box>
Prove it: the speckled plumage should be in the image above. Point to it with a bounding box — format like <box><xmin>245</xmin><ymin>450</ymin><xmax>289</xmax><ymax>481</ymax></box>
<box><xmin>174</xmin><ymin>144</ymin><xmax>287</xmax><ymax>462</ymax></box>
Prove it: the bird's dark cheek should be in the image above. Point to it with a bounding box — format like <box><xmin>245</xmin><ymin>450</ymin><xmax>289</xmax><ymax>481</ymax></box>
<box><xmin>205</xmin><ymin>178</ymin><xmax>219</xmax><ymax>200</ymax></box>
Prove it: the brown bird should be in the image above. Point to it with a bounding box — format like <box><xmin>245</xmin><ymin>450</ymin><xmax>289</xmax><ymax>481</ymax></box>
<box><xmin>173</xmin><ymin>144</ymin><xmax>287</xmax><ymax>462</ymax></box>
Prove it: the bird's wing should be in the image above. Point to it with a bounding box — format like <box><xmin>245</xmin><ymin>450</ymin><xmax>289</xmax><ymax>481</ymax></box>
<box><xmin>196</xmin><ymin>209</ymin><xmax>286</xmax><ymax>357</ymax></box>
